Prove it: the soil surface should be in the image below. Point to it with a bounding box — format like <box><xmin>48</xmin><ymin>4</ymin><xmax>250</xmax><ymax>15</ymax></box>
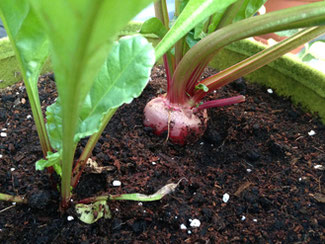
<box><xmin>0</xmin><ymin>66</ymin><xmax>325</xmax><ymax>243</ymax></box>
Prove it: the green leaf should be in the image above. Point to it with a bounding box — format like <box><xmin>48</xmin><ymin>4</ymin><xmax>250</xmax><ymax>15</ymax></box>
<box><xmin>185</xmin><ymin>32</ymin><xmax>199</xmax><ymax>49</ymax></box>
<box><xmin>194</xmin><ymin>19</ymin><xmax>207</xmax><ymax>39</ymax></box>
<box><xmin>207</xmin><ymin>0</ymin><xmax>266</xmax><ymax>32</ymax></box>
<box><xmin>140</xmin><ymin>17</ymin><xmax>168</xmax><ymax>39</ymax></box>
<box><xmin>0</xmin><ymin>0</ymin><xmax>48</xmax><ymax>89</ymax></box>
<box><xmin>155</xmin><ymin>0</ymin><xmax>237</xmax><ymax>60</ymax></box>
<box><xmin>0</xmin><ymin>0</ymin><xmax>51</xmax><ymax>155</ymax></box>
<box><xmin>46</xmin><ymin>36</ymin><xmax>155</xmax><ymax>150</ymax></box>
<box><xmin>28</xmin><ymin>0</ymin><xmax>154</xmax><ymax>205</ymax></box>
<box><xmin>29</xmin><ymin>0</ymin><xmax>154</xmax><ymax>104</ymax></box>
<box><xmin>76</xmin><ymin>200</ymin><xmax>111</xmax><ymax>224</ymax></box>
<box><xmin>46</xmin><ymin>100</ymin><xmax>63</xmax><ymax>151</ymax></box>
<box><xmin>195</xmin><ymin>83</ymin><xmax>209</xmax><ymax>92</ymax></box>
<box><xmin>233</xmin><ymin>0</ymin><xmax>267</xmax><ymax>22</ymax></box>
<box><xmin>207</xmin><ymin>10</ymin><xmax>229</xmax><ymax>33</ymax></box>
<box><xmin>302</xmin><ymin>53</ymin><xmax>316</xmax><ymax>62</ymax></box>
<box><xmin>78</xmin><ymin>35</ymin><xmax>155</xmax><ymax>141</ymax></box>
<box><xmin>35</xmin><ymin>151</ymin><xmax>62</xmax><ymax>176</ymax></box>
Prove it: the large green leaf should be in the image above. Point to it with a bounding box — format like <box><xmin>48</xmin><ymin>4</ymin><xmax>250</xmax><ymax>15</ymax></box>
<box><xmin>29</xmin><ymin>0</ymin><xmax>154</xmax><ymax>104</ymax></box>
<box><xmin>46</xmin><ymin>35</ymin><xmax>155</xmax><ymax>151</ymax></box>
<box><xmin>0</xmin><ymin>0</ymin><xmax>51</xmax><ymax>155</ymax></box>
<box><xmin>77</xmin><ymin>36</ymin><xmax>155</xmax><ymax>140</ymax></box>
<box><xmin>46</xmin><ymin>100</ymin><xmax>63</xmax><ymax>151</ymax></box>
<box><xmin>0</xmin><ymin>0</ymin><xmax>48</xmax><ymax>88</ymax></box>
<box><xmin>155</xmin><ymin>0</ymin><xmax>237</xmax><ymax>60</ymax></box>
<box><xmin>28</xmin><ymin>0</ymin><xmax>154</xmax><ymax>205</ymax></box>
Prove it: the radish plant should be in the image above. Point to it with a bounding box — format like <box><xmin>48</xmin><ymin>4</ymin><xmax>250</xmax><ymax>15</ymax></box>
<box><xmin>0</xmin><ymin>0</ymin><xmax>185</xmax><ymax>221</ymax></box>
<box><xmin>142</xmin><ymin>0</ymin><xmax>325</xmax><ymax>145</ymax></box>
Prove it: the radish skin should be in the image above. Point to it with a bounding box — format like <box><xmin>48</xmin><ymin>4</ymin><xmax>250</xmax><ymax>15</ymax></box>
<box><xmin>144</xmin><ymin>95</ymin><xmax>208</xmax><ymax>145</ymax></box>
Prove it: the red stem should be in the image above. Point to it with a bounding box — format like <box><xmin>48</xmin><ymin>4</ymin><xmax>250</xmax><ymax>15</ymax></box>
<box><xmin>164</xmin><ymin>54</ymin><xmax>172</xmax><ymax>93</ymax></box>
<box><xmin>71</xmin><ymin>158</ymin><xmax>88</xmax><ymax>188</ymax></box>
<box><xmin>196</xmin><ymin>95</ymin><xmax>245</xmax><ymax>110</ymax></box>
<box><xmin>186</xmin><ymin>60</ymin><xmax>210</xmax><ymax>95</ymax></box>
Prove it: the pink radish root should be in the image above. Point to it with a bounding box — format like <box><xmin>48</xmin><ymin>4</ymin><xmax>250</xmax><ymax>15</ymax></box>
<box><xmin>144</xmin><ymin>95</ymin><xmax>208</xmax><ymax>145</ymax></box>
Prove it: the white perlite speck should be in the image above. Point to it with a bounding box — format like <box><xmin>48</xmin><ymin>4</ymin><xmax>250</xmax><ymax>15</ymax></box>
<box><xmin>258</xmin><ymin>5</ymin><xmax>266</xmax><ymax>15</ymax></box>
<box><xmin>247</xmin><ymin>168</ymin><xmax>252</xmax><ymax>173</ymax></box>
<box><xmin>267</xmin><ymin>88</ymin><xmax>273</xmax><ymax>94</ymax></box>
<box><xmin>308</xmin><ymin>130</ymin><xmax>316</xmax><ymax>136</ymax></box>
<box><xmin>112</xmin><ymin>180</ymin><xmax>121</xmax><ymax>186</ymax></box>
<box><xmin>0</xmin><ymin>154</ymin><xmax>3</xmax><ymax>159</ymax></box>
<box><xmin>222</xmin><ymin>193</ymin><xmax>230</xmax><ymax>203</ymax></box>
<box><xmin>314</xmin><ymin>165</ymin><xmax>324</xmax><ymax>170</ymax></box>
<box><xmin>67</xmin><ymin>216</ymin><xmax>74</xmax><ymax>221</ymax></box>
<box><xmin>138</xmin><ymin>202</ymin><xmax>143</xmax><ymax>206</ymax></box>
<box><xmin>187</xmin><ymin>230</ymin><xmax>192</xmax><ymax>234</ymax></box>
<box><xmin>10</xmin><ymin>168</ymin><xmax>15</xmax><ymax>172</ymax></box>
<box><xmin>180</xmin><ymin>224</ymin><xmax>187</xmax><ymax>230</ymax></box>
<box><xmin>253</xmin><ymin>218</ymin><xmax>257</xmax><ymax>222</ymax></box>
<box><xmin>152</xmin><ymin>161</ymin><xmax>157</xmax><ymax>165</ymax></box>
<box><xmin>1</xmin><ymin>132</ymin><xmax>7</xmax><ymax>137</ymax></box>
<box><xmin>2</xmin><ymin>128</ymin><xmax>7</xmax><ymax>131</ymax></box>
<box><xmin>189</xmin><ymin>219</ymin><xmax>201</xmax><ymax>228</ymax></box>
<box><xmin>241</xmin><ymin>216</ymin><xmax>246</xmax><ymax>221</ymax></box>
<box><xmin>26</xmin><ymin>115</ymin><xmax>32</xmax><ymax>119</ymax></box>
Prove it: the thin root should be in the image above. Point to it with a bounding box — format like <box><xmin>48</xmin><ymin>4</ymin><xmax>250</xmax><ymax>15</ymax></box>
<box><xmin>0</xmin><ymin>204</ymin><xmax>15</xmax><ymax>214</ymax></box>
<box><xmin>165</xmin><ymin>110</ymin><xmax>171</xmax><ymax>143</ymax></box>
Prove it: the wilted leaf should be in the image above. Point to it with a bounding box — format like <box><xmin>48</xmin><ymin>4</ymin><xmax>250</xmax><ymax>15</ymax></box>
<box><xmin>75</xmin><ymin>200</ymin><xmax>111</xmax><ymax>224</ymax></box>
<box><xmin>312</xmin><ymin>193</ymin><xmax>325</xmax><ymax>203</ymax></box>
<box><xmin>110</xmin><ymin>178</ymin><xmax>185</xmax><ymax>201</ymax></box>
<box><xmin>85</xmin><ymin>158</ymin><xmax>115</xmax><ymax>174</ymax></box>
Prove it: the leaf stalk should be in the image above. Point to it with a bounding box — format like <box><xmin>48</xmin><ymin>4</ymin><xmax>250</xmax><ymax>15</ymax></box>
<box><xmin>171</xmin><ymin>2</ymin><xmax>325</xmax><ymax>103</ymax></box>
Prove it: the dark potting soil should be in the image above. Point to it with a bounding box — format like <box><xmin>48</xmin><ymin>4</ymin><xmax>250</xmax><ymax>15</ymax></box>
<box><xmin>0</xmin><ymin>66</ymin><xmax>324</xmax><ymax>243</ymax></box>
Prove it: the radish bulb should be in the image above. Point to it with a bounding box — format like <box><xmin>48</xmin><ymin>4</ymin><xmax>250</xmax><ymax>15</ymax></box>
<box><xmin>144</xmin><ymin>95</ymin><xmax>208</xmax><ymax>145</ymax></box>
